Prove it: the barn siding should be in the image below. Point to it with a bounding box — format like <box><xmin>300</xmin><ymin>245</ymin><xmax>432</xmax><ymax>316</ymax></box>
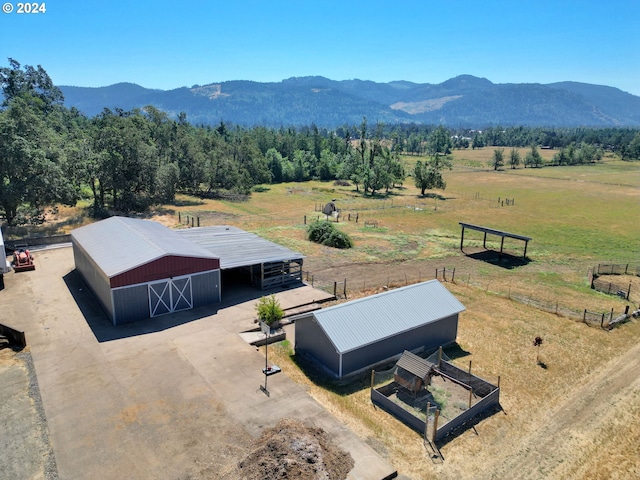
<box><xmin>191</xmin><ymin>270</ymin><xmax>221</xmax><ymax>307</ymax></box>
<box><xmin>341</xmin><ymin>315</ymin><xmax>459</xmax><ymax>377</ymax></box>
<box><xmin>112</xmin><ymin>284</ymin><xmax>149</xmax><ymax>325</ymax></box>
<box><xmin>110</xmin><ymin>256</ymin><xmax>219</xmax><ymax>288</ymax></box>
<box><xmin>295</xmin><ymin>315</ymin><xmax>340</xmax><ymax>376</ymax></box>
<box><xmin>110</xmin><ymin>270</ymin><xmax>221</xmax><ymax>325</ymax></box>
<box><xmin>72</xmin><ymin>239</ymin><xmax>115</xmax><ymax>321</ymax></box>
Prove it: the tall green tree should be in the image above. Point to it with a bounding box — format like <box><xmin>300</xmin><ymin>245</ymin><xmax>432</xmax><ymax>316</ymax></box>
<box><xmin>0</xmin><ymin>96</ymin><xmax>76</xmax><ymax>225</ymax></box>
<box><xmin>413</xmin><ymin>154</ymin><xmax>452</xmax><ymax>196</ymax></box>
<box><xmin>525</xmin><ymin>144</ymin><xmax>543</xmax><ymax>168</ymax></box>
<box><xmin>509</xmin><ymin>148</ymin><xmax>521</xmax><ymax>169</ymax></box>
<box><xmin>427</xmin><ymin>126</ymin><xmax>452</xmax><ymax>156</ymax></box>
<box><xmin>491</xmin><ymin>148</ymin><xmax>505</xmax><ymax>170</ymax></box>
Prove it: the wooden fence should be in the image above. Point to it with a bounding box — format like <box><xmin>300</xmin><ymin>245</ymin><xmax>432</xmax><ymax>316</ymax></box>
<box><xmin>371</xmin><ymin>359</ymin><xmax>500</xmax><ymax>443</ymax></box>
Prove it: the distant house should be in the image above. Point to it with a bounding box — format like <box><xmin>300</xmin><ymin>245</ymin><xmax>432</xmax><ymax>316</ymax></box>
<box><xmin>293</xmin><ymin>280</ymin><xmax>465</xmax><ymax>378</ymax></box>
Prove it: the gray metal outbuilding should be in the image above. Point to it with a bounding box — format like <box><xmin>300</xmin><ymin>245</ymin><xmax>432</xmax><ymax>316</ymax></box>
<box><xmin>175</xmin><ymin>226</ymin><xmax>304</xmax><ymax>290</ymax></box>
<box><xmin>71</xmin><ymin>217</ymin><xmax>221</xmax><ymax>325</ymax></box>
<box><xmin>294</xmin><ymin>280</ymin><xmax>465</xmax><ymax>378</ymax></box>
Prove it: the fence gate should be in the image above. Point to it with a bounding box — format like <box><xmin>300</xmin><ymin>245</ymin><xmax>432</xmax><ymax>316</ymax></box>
<box><xmin>148</xmin><ymin>277</ymin><xmax>193</xmax><ymax>317</ymax></box>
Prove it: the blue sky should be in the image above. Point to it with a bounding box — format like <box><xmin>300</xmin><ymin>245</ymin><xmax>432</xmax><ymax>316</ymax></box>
<box><xmin>1</xmin><ymin>0</ymin><xmax>639</xmax><ymax>95</ymax></box>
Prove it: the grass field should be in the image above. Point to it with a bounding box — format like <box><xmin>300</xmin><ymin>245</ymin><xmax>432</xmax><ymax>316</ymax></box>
<box><xmin>6</xmin><ymin>150</ymin><xmax>640</xmax><ymax>479</ymax></box>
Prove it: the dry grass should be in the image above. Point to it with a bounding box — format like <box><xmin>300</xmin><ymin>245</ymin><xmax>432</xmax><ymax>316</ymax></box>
<box><xmin>6</xmin><ymin>153</ymin><xmax>640</xmax><ymax>479</ymax></box>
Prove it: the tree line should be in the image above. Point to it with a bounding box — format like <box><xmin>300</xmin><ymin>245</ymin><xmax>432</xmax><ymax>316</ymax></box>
<box><xmin>1</xmin><ymin>59</ymin><xmax>639</xmax><ymax>226</ymax></box>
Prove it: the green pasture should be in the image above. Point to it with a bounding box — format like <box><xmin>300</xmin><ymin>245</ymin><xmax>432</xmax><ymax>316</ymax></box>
<box><xmin>175</xmin><ymin>157</ymin><xmax>639</xmax><ymax>266</ymax></box>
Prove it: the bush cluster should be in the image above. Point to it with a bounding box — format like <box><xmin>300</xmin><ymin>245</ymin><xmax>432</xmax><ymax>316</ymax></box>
<box><xmin>307</xmin><ymin>220</ymin><xmax>353</xmax><ymax>249</ymax></box>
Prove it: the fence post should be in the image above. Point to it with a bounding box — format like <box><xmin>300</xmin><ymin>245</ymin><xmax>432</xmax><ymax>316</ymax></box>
<box><xmin>333</xmin><ymin>282</ymin><xmax>337</xmax><ymax>297</ymax></box>
<box><xmin>178</xmin><ymin>211</ymin><xmax>181</xmax><ymax>223</ymax></box>
<box><xmin>601</xmin><ymin>313</ymin><xmax>605</xmax><ymax>328</ymax></box>
<box><xmin>343</xmin><ymin>279</ymin><xmax>347</xmax><ymax>298</ymax></box>
<box><xmin>433</xmin><ymin>409</ymin><xmax>440</xmax><ymax>443</ymax></box>
<box><xmin>452</xmin><ymin>268</ymin><xmax>456</xmax><ymax>283</ymax></box>
<box><xmin>627</xmin><ymin>283</ymin><xmax>632</xmax><ymax>300</ymax></box>
<box><xmin>468</xmin><ymin>387</ymin><xmax>473</xmax><ymax>409</ymax></box>
<box><xmin>425</xmin><ymin>402</ymin><xmax>431</xmax><ymax>442</ymax></box>
<box><xmin>304</xmin><ymin>215</ymin><xmax>306</xmax><ymax>225</ymax></box>
<box><xmin>197</xmin><ymin>216</ymin><xmax>200</xmax><ymax>227</ymax></box>
<box><xmin>583</xmin><ymin>309</ymin><xmax>587</xmax><ymax>323</ymax></box>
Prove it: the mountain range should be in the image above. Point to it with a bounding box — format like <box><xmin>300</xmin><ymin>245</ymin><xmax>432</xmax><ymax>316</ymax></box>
<box><xmin>60</xmin><ymin>75</ymin><xmax>640</xmax><ymax>128</ymax></box>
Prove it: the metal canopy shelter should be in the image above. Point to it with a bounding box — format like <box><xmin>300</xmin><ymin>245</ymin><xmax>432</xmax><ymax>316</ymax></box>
<box><xmin>459</xmin><ymin>222</ymin><xmax>531</xmax><ymax>259</ymax></box>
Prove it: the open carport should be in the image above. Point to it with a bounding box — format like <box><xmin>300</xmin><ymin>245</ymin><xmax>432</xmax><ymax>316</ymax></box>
<box><xmin>175</xmin><ymin>226</ymin><xmax>304</xmax><ymax>292</ymax></box>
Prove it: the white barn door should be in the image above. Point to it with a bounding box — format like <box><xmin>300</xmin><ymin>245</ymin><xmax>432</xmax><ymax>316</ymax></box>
<box><xmin>149</xmin><ymin>277</ymin><xmax>193</xmax><ymax>317</ymax></box>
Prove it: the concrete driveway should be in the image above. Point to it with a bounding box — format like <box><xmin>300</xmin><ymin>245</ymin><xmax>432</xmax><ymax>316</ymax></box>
<box><xmin>1</xmin><ymin>246</ymin><xmax>396</xmax><ymax>480</ymax></box>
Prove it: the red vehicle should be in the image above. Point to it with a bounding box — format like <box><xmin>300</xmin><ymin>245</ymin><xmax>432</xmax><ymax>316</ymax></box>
<box><xmin>12</xmin><ymin>248</ymin><xmax>35</xmax><ymax>272</ymax></box>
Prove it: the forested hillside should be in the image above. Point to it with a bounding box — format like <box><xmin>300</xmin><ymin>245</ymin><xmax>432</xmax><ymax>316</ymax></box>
<box><xmin>2</xmin><ymin>60</ymin><xmax>640</xmax><ymax>227</ymax></box>
<box><xmin>60</xmin><ymin>75</ymin><xmax>640</xmax><ymax>128</ymax></box>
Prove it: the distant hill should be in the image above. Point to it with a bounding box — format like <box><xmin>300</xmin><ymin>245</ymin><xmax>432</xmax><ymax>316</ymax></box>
<box><xmin>59</xmin><ymin>75</ymin><xmax>640</xmax><ymax>128</ymax></box>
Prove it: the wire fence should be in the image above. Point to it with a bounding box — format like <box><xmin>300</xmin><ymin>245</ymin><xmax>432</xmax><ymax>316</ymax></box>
<box><xmin>589</xmin><ymin>263</ymin><xmax>640</xmax><ymax>303</ymax></box>
<box><xmin>304</xmin><ymin>265</ymin><xmax>630</xmax><ymax>329</ymax></box>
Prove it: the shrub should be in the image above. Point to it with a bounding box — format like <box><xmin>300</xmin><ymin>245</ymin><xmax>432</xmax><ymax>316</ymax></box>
<box><xmin>307</xmin><ymin>220</ymin><xmax>353</xmax><ymax>249</ymax></box>
<box><xmin>255</xmin><ymin>294</ymin><xmax>284</xmax><ymax>326</ymax></box>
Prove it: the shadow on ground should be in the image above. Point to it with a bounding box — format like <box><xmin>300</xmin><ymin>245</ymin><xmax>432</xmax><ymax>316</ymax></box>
<box><xmin>463</xmin><ymin>249</ymin><xmax>531</xmax><ymax>269</ymax></box>
<box><xmin>282</xmin><ymin>342</ymin><xmax>472</xmax><ymax>397</ymax></box>
<box><xmin>62</xmin><ymin>269</ymin><xmax>297</xmax><ymax>343</ymax></box>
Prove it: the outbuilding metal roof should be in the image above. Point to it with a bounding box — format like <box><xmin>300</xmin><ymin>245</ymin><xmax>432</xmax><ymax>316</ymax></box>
<box><xmin>175</xmin><ymin>226</ymin><xmax>304</xmax><ymax>269</ymax></box>
<box><xmin>308</xmin><ymin>280</ymin><xmax>465</xmax><ymax>354</ymax></box>
<box><xmin>71</xmin><ymin>217</ymin><xmax>219</xmax><ymax>278</ymax></box>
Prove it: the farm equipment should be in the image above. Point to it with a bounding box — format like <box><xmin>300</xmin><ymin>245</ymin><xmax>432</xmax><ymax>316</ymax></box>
<box><xmin>12</xmin><ymin>248</ymin><xmax>35</xmax><ymax>272</ymax></box>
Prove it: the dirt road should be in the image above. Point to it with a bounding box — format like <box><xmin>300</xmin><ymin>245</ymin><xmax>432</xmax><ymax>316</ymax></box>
<box><xmin>486</xmin><ymin>340</ymin><xmax>640</xmax><ymax>479</ymax></box>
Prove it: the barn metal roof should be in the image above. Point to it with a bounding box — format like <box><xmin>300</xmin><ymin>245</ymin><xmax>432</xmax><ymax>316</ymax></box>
<box><xmin>308</xmin><ymin>280</ymin><xmax>465</xmax><ymax>354</ymax></box>
<box><xmin>175</xmin><ymin>226</ymin><xmax>304</xmax><ymax>269</ymax></box>
<box><xmin>71</xmin><ymin>217</ymin><xmax>219</xmax><ymax>278</ymax></box>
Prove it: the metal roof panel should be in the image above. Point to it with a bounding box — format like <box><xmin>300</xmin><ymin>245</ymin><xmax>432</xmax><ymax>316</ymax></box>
<box><xmin>175</xmin><ymin>226</ymin><xmax>304</xmax><ymax>269</ymax></box>
<box><xmin>71</xmin><ymin>217</ymin><xmax>219</xmax><ymax>278</ymax></box>
<box><xmin>312</xmin><ymin>280</ymin><xmax>465</xmax><ymax>354</ymax></box>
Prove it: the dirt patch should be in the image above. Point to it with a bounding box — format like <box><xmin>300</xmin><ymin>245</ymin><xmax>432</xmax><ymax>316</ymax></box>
<box><xmin>236</xmin><ymin>418</ymin><xmax>354</xmax><ymax>480</ymax></box>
